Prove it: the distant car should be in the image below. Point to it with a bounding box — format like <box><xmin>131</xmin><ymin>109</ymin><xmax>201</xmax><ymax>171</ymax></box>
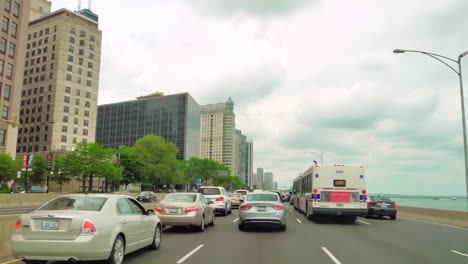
<box><xmin>229</xmin><ymin>193</ymin><xmax>244</xmax><ymax>208</ymax></box>
<box><xmin>11</xmin><ymin>194</ymin><xmax>162</xmax><ymax>264</ymax></box>
<box><xmin>136</xmin><ymin>191</ymin><xmax>157</xmax><ymax>202</ymax></box>
<box><xmin>29</xmin><ymin>186</ymin><xmax>47</xmax><ymax>193</ymax></box>
<box><xmin>238</xmin><ymin>191</ymin><xmax>286</xmax><ymax>231</ymax></box>
<box><xmin>198</xmin><ymin>186</ymin><xmax>232</xmax><ymax>216</ymax></box>
<box><xmin>366</xmin><ymin>196</ymin><xmax>397</xmax><ymax>220</ymax></box>
<box><xmin>154</xmin><ymin>193</ymin><xmax>215</xmax><ymax>231</ymax></box>
<box><xmin>234</xmin><ymin>189</ymin><xmax>249</xmax><ymax>199</ymax></box>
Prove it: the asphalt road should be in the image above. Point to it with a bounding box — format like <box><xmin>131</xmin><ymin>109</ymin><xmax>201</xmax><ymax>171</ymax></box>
<box><xmin>1</xmin><ymin>203</ymin><xmax>468</xmax><ymax>264</ymax></box>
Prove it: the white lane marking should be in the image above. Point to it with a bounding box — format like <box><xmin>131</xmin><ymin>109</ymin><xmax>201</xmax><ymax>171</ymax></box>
<box><xmin>321</xmin><ymin>247</ymin><xmax>342</xmax><ymax>264</ymax></box>
<box><xmin>399</xmin><ymin>216</ymin><xmax>468</xmax><ymax>230</ymax></box>
<box><xmin>451</xmin><ymin>250</ymin><xmax>468</xmax><ymax>258</ymax></box>
<box><xmin>233</xmin><ymin>218</ymin><xmax>239</xmax><ymax>222</ymax></box>
<box><xmin>176</xmin><ymin>244</ymin><xmax>204</xmax><ymax>264</ymax></box>
<box><xmin>357</xmin><ymin>219</ymin><xmax>371</xmax><ymax>225</ymax></box>
<box><xmin>296</xmin><ymin>218</ymin><xmax>302</xmax><ymax>223</ymax></box>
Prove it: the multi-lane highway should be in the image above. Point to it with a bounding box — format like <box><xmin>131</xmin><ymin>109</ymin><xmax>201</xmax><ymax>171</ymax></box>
<box><xmin>1</xmin><ymin>203</ymin><xmax>468</xmax><ymax>264</ymax></box>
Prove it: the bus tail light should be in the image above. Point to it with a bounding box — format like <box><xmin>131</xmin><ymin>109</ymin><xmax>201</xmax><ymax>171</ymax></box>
<box><xmin>368</xmin><ymin>202</ymin><xmax>374</xmax><ymax>207</ymax></box>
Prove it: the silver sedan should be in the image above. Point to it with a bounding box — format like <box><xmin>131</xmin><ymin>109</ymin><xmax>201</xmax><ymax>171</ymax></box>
<box><xmin>11</xmin><ymin>194</ymin><xmax>162</xmax><ymax>264</ymax></box>
<box><xmin>238</xmin><ymin>192</ymin><xmax>286</xmax><ymax>231</ymax></box>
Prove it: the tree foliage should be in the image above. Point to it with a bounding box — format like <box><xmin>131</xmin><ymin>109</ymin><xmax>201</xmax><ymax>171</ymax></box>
<box><xmin>118</xmin><ymin>146</ymin><xmax>144</xmax><ymax>185</ymax></box>
<box><xmin>0</xmin><ymin>153</ymin><xmax>18</xmax><ymax>186</ymax></box>
<box><xmin>213</xmin><ymin>175</ymin><xmax>245</xmax><ymax>191</ymax></box>
<box><xmin>182</xmin><ymin>157</ymin><xmax>229</xmax><ymax>183</ymax></box>
<box><xmin>30</xmin><ymin>155</ymin><xmax>46</xmax><ymax>184</ymax></box>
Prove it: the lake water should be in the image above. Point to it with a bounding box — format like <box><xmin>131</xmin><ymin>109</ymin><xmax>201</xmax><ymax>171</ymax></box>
<box><xmin>391</xmin><ymin>197</ymin><xmax>468</xmax><ymax>211</ymax></box>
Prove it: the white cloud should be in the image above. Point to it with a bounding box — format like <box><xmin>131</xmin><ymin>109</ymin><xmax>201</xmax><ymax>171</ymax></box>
<box><xmin>51</xmin><ymin>0</ymin><xmax>468</xmax><ymax>195</ymax></box>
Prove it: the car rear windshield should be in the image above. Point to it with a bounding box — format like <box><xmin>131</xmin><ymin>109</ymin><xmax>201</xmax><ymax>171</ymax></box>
<box><xmin>198</xmin><ymin>188</ymin><xmax>221</xmax><ymax>195</ymax></box>
<box><xmin>236</xmin><ymin>190</ymin><xmax>248</xmax><ymax>195</ymax></box>
<box><xmin>246</xmin><ymin>194</ymin><xmax>278</xmax><ymax>202</ymax></box>
<box><xmin>140</xmin><ymin>191</ymin><xmax>153</xmax><ymax>196</ymax></box>
<box><xmin>163</xmin><ymin>193</ymin><xmax>197</xmax><ymax>202</ymax></box>
<box><xmin>39</xmin><ymin>196</ymin><xmax>108</xmax><ymax>211</ymax></box>
<box><xmin>370</xmin><ymin>196</ymin><xmax>392</xmax><ymax>201</ymax></box>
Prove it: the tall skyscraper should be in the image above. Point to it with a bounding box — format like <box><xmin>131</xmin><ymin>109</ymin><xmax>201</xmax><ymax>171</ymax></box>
<box><xmin>17</xmin><ymin>7</ymin><xmax>102</xmax><ymax>154</ymax></box>
<box><xmin>96</xmin><ymin>92</ymin><xmax>200</xmax><ymax>160</ymax></box>
<box><xmin>200</xmin><ymin>98</ymin><xmax>236</xmax><ymax>173</ymax></box>
<box><xmin>264</xmin><ymin>172</ymin><xmax>273</xmax><ymax>190</ymax></box>
<box><xmin>0</xmin><ymin>0</ymin><xmax>31</xmax><ymax>157</ymax></box>
<box><xmin>256</xmin><ymin>168</ymin><xmax>264</xmax><ymax>189</ymax></box>
<box><xmin>236</xmin><ymin>129</ymin><xmax>247</xmax><ymax>184</ymax></box>
<box><xmin>246</xmin><ymin>140</ymin><xmax>253</xmax><ymax>187</ymax></box>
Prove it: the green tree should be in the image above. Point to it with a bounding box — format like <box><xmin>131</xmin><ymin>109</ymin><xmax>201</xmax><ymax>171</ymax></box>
<box><xmin>52</xmin><ymin>156</ymin><xmax>72</xmax><ymax>193</ymax></box>
<box><xmin>133</xmin><ymin>134</ymin><xmax>179</xmax><ymax>187</ymax></box>
<box><xmin>0</xmin><ymin>153</ymin><xmax>18</xmax><ymax>186</ymax></box>
<box><xmin>182</xmin><ymin>157</ymin><xmax>229</xmax><ymax>184</ymax></box>
<box><xmin>118</xmin><ymin>146</ymin><xmax>144</xmax><ymax>185</ymax></box>
<box><xmin>61</xmin><ymin>142</ymin><xmax>119</xmax><ymax>192</ymax></box>
<box><xmin>29</xmin><ymin>155</ymin><xmax>46</xmax><ymax>185</ymax></box>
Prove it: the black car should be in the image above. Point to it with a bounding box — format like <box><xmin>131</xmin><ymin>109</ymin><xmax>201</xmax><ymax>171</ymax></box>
<box><xmin>366</xmin><ymin>196</ymin><xmax>397</xmax><ymax>220</ymax></box>
<box><xmin>136</xmin><ymin>191</ymin><xmax>157</xmax><ymax>202</ymax></box>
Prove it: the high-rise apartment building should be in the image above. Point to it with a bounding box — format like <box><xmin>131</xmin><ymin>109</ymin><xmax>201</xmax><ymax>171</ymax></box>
<box><xmin>256</xmin><ymin>168</ymin><xmax>264</xmax><ymax>189</ymax></box>
<box><xmin>16</xmin><ymin>7</ymin><xmax>102</xmax><ymax>154</ymax></box>
<box><xmin>236</xmin><ymin>129</ymin><xmax>247</xmax><ymax>184</ymax></box>
<box><xmin>246</xmin><ymin>140</ymin><xmax>253</xmax><ymax>187</ymax></box>
<box><xmin>0</xmin><ymin>0</ymin><xmax>31</xmax><ymax>157</ymax></box>
<box><xmin>200</xmin><ymin>98</ymin><xmax>236</xmax><ymax>173</ymax></box>
<box><xmin>96</xmin><ymin>92</ymin><xmax>200</xmax><ymax>160</ymax></box>
<box><xmin>263</xmin><ymin>172</ymin><xmax>273</xmax><ymax>190</ymax></box>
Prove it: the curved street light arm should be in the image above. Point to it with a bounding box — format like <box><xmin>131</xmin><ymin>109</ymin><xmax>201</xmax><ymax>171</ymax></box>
<box><xmin>422</xmin><ymin>53</ymin><xmax>460</xmax><ymax>76</ymax></box>
<box><xmin>402</xmin><ymin>49</ymin><xmax>458</xmax><ymax>63</ymax></box>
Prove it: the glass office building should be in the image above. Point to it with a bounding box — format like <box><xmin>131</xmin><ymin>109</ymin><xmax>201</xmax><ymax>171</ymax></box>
<box><xmin>96</xmin><ymin>92</ymin><xmax>200</xmax><ymax>160</ymax></box>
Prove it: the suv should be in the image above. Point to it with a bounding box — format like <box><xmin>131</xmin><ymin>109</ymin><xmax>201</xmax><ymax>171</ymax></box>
<box><xmin>198</xmin><ymin>186</ymin><xmax>232</xmax><ymax>216</ymax></box>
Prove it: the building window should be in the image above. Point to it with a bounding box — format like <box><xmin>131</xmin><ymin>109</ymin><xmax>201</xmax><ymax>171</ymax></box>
<box><xmin>68</xmin><ymin>45</ymin><xmax>74</xmax><ymax>53</ymax></box>
<box><xmin>1</xmin><ymin>106</ymin><xmax>9</xmax><ymax>119</ymax></box>
<box><xmin>90</xmin><ymin>35</ymin><xmax>95</xmax><ymax>42</ymax></box>
<box><xmin>84</xmin><ymin>110</ymin><xmax>89</xmax><ymax>117</ymax></box>
<box><xmin>89</xmin><ymin>44</ymin><xmax>94</xmax><ymax>51</ymax></box>
<box><xmin>76</xmin><ymin>89</ymin><xmax>81</xmax><ymax>96</ymax></box>
<box><xmin>86</xmin><ymin>80</ymin><xmax>92</xmax><ymax>87</ymax></box>
<box><xmin>75</xmin><ymin>98</ymin><xmax>80</xmax><ymax>105</ymax></box>
<box><xmin>63</xmin><ymin>115</ymin><xmax>68</xmax><ymax>122</ymax></box>
<box><xmin>66</xmin><ymin>74</ymin><xmax>72</xmax><ymax>81</ymax></box>
<box><xmin>2</xmin><ymin>17</ymin><xmax>9</xmax><ymax>33</ymax></box>
<box><xmin>0</xmin><ymin>60</ymin><xmax>3</xmax><ymax>75</ymax></box>
<box><xmin>62</xmin><ymin>125</ymin><xmax>67</xmax><ymax>132</ymax></box>
<box><xmin>67</xmin><ymin>64</ymin><xmax>72</xmax><ymax>72</ymax></box>
<box><xmin>63</xmin><ymin>106</ymin><xmax>69</xmax><ymax>113</ymax></box>
<box><xmin>78</xmin><ymin>68</ymin><xmax>82</xmax><ymax>75</ymax></box>
<box><xmin>69</xmin><ymin>36</ymin><xmax>74</xmax><ymax>43</ymax></box>
<box><xmin>0</xmin><ymin>38</ymin><xmax>6</xmax><ymax>54</ymax></box>
<box><xmin>84</xmin><ymin>101</ymin><xmax>90</xmax><ymax>108</ymax></box>
<box><xmin>61</xmin><ymin>135</ymin><xmax>67</xmax><ymax>143</ymax></box>
<box><xmin>67</xmin><ymin>55</ymin><xmax>73</xmax><ymax>62</ymax></box>
<box><xmin>78</xmin><ymin>58</ymin><xmax>83</xmax><ymax>65</ymax></box>
<box><xmin>13</xmin><ymin>2</ymin><xmax>19</xmax><ymax>17</ymax></box>
<box><xmin>45</xmin><ymin>28</ymin><xmax>49</xmax><ymax>34</ymax></box>
<box><xmin>80</xmin><ymin>30</ymin><xmax>86</xmax><ymax>37</ymax></box>
<box><xmin>0</xmin><ymin>129</ymin><xmax>5</xmax><ymax>146</ymax></box>
<box><xmin>3</xmin><ymin>84</ymin><xmax>11</xmax><ymax>101</ymax></box>
<box><xmin>79</xmin><ymin>39</ymin><xmax>84</xmax><ymax>46</ymax></box>
<box><xmin>72</xmin><ymin>137</ymin><xmax>77</xmax><ymax>144</ymax></box>
<box><xmin>83</xmin><ymin>129</ymin><xmax>88</xmax><ymax>136</ymax></box>
<box><xmin>64</xmin><ymin>96</ymin><xmax>70</xmax><ymax>103</ymax></box>
<box><xmin>74</xmin><ymin>108</ymin><xmax>79</xmax><ymax>115</ymax></box>
<box><xmin>77</xmin><ymin>77</ymin><xmax>81</xmax><ymax>84</ymax></box>
<box><xmin>10</xmin><ymin>21</ymin><xmax>16</xmax><ymax>38</ymax></box>
<box><xmin>8</xmin><ymin>42</ymin><xmax>15</xmax><ymax>58</ymax></box>
<box><xmin>79</xmin><ymin>49</ymin><xmax>84</xmax><ymax>55</ymax></box>
<box><xmin>6</xmin><ymin>64</ymin><xmax>13</xmax><ymax>79</ymax></box>
<box><xmin>74</xmin><ymin>118</ymin><xmax>78</xmax><ymax>125</ymax></box>
<box><xmin>85</xmin><ymin>91</ymin><xmax>91</xmax><ymax>98</ymax></box>
<box><xmin>83</xmin><ymin>119</ymin><xmax>89</xmax><ymax>126</ymax></box>
<box><xmin>73</xmin><ymin>127</ymin><xmax>78</xmax><ymax>134</ymax></box>
<box><xmin>82</xmin><ymin>138</ymin><xmax>87</xmax><ymax>143</ymax></box>
<box><xmin>87</xmin><ymin>71</ymin><xmax>92</xmax><ymax>78</ymax></box>
<box><xmin>89</xmin><ymin>53</ymin><xmax>94</xmax><ymax>60</ymax></box>
<box><xmin>65</xmin><ymin>86</ymin><xmax>71</xmax><ymax>93</ymax></box>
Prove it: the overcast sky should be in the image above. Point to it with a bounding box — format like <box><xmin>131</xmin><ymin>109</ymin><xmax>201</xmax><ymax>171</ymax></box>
<box><xmin>52</xmin><ymin>0</ymin><xmax>468</xmax><ymax>195</ymax></box>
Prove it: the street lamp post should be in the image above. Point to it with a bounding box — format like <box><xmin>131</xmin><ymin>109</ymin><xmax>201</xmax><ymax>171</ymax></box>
<box><xmin>394</xmin><ymin>49</ymin><xmax>468</xmax><ymax>208</ymax></box>
<box><xmin>304</xmin><ymin>151</ymin><xmax>324</xmax><ymax>164</ymax></box>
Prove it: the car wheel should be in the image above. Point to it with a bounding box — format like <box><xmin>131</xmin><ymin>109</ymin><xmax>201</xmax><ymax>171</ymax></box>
<box><xmin>209</xmin><ymin>212</ymin><xmax>215</xmax><ymax>226</ymax></box>
<box><xmin>149</xmin><ymin>224</ymin><xmax>162</xmax><ymax>250</ymax></box>
<box><xmin>197</xmin><ymin>216</ymin><xmax>205</xmax><ymax>232</ymax></box>
<box><xmin>280</xmin><ymin>225</ymin><xmax>286</xmax><ymax>232</ymax></box>
<box><xmin>24</xmin><ymin>261</ymin><xmax>47</xmax><ymax>264</ymax></box>
<box><xmin>223</xmin><ymin>207</ymin><xmax>228</xmax><ymax>216</ymax></box>
<box><xmin>390</xmin><ymin>215</ymin><xmax>397</xmax><ymax>220</ymax></box>
<box><xmin>107</xmin><ymin>235</ymin><xmax>125</xmax><ymax>264</ymax></box>
<box><xmin>238</xmin><ymin>224</ymin><xmax>244</xmax><ymax>231</ymax></box>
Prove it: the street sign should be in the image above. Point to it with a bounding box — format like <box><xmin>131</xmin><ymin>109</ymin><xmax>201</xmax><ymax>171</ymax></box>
<box><xmin>196</xmin><ymin>179</ymin><xmax>201</xmax><ymax>185</ymax></box>
<box><xmin>46</xmin><ymin>153</ymin><xmax>53</xmax><ymax>170</ymax></box>
<box><xmin>21</xmin><ymin>154</ymin><xmax>33</xmax><ymax>171</ymax></box>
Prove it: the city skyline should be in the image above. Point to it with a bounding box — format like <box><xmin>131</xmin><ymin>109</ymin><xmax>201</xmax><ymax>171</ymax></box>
<box><xmin>30</xmin><ymin>0</ymin><xmax>468</xmax><ymax>195</ymax></box>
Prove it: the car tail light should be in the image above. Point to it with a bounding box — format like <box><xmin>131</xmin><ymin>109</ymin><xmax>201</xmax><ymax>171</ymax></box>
<box><xmin>154</xmin><ymin>207</ymin><xmax>163</xmax><ymax>213</ymax></box>
<box><xmin>185</xmin><ymin>207</ymin><xmax>198</xmax><ymax>213</ymax></box>
<box><xmin>362</xmin><ymin>189</ymin><xmax>367</xmax><ymax>195</ymax></box>
<box><xmin>216</xmin><ymin>197</ymin><xmax>224</xmax><ymax>202</ymax></box>
<box><xmin>81</xmin><ymin>219</ymin><xmax>97</xmax><ymax>235</ymax></box>
<box><xmin>272</xmin><ymin>205</ymin><xmax>285</xmax><ymax>210</ymax></box>
<box><xmin>15</xmin><ymin>220</ymin><xmax>22</xmax><ymax>232</ymax></box>
<box><xmin>393</xmin><ymin>203</ymin><xmax>397</xmax><ymax>208</ymax></box>
<box><xmin>368</xmin><ymin>202</ymin><xmax>374</xmax><ymax>207</ymax></box>
<box><xmin>239</xmin><ymin>204</ymin><xmax>252</xmax><ymax>210</ymax></box>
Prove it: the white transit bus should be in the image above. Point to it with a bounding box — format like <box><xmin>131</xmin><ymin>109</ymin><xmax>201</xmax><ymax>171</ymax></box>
<box><xmin>292</xmin><ymin>164</ymin><xmax>368</xmax><ymax>222</ymax></box>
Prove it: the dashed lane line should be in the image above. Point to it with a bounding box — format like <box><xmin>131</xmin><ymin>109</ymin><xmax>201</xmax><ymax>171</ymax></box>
<box><xmin>296</xmin><ymin>218</ymin><xmax>302</xmax><ymax>223</ymax></box>
<box><xmin>357</xmin><ymin>219</ymin><xmax>371</xmax><ymax>225</ymax></box>
<box><xmin>176</xmin><ymin>244</ymin><xmax>204</xmax><ymax>264</ymax></box>
<box><xmin>451</xmin><ymin>250</ymin><xmax>468</xmax><ymax>258</ymax></box>
<box><xmin>0</xmin><ymin>259</ymin><xmax>21</xmax><ymax>264</ymax></box>
<box><xmin>399</xmin><ymin>216</ymin><xmax>468</xmax><ymax>230</ymax></box>
<box><xmin>321</xmin><ymin>247</ymin><xmax>343</xmax><ymax>264</ymax></box>
<box><xmin>233</xmin><ymin>218</ymin><xmax>239</xmax><ymax>222</ymax></box>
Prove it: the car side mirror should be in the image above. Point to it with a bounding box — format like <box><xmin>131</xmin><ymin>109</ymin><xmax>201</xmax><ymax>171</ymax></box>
<box><xmin>147</xmin><ymin>209</ymin><xmax>155</xmax><ymax>215</ymax></box>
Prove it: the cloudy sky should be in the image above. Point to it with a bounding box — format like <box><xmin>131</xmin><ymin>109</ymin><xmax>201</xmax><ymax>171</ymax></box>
<box><xmin>51</xmin><ymin>0</ymin><xmax>468</xmax><ymax>195</ymax></box>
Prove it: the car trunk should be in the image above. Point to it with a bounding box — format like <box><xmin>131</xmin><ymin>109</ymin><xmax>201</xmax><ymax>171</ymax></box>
<box><xmin>373</xmin><ymin>200</ymin><xmax>395</xmax><ymax>209</ymax></box>
<box><xmin>21</xmin><ymin>211</ymin><xmax>91</xmax><ymax>240</ymax></box>
<box><xmin>244</xmin><ymin>202</ymin><xmax>279</xmax><ymax>216</ymax></box>
<box><xmin>159</xmin><ymin>202</ymin><xmax>196</xmax><ymax>215</ymax></box>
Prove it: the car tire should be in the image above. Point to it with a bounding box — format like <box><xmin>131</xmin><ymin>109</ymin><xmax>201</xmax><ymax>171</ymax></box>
<box><xmin>107</xmin><ymin>235</ymin><xmax>125</xmax><ymax>264</ymax></box>
<box><xmin>197</xmin><ymin>216</ymin><xmax>205</xmax><ymax>232</ymax></box>
<box><xmin>24</xmin><ymin>261</ymin><xmax>47</xmax><ymax>264</ymax></box>
<box><xmin>390</xmin><ymin>215</ymin><xmax>397</xmax><ymax>220</ymax></box>
<box><xmin>280</xmin><ymin>225</ymin><xmax>286</xmax><ymax>232</ymax></box>
<box><xmin>238</xmin><ymin>224</ymin><xmax>244</xmax><ymax>231</ymax></box>
<box><xmin>228</xmin><ymin>204</ymin><xmax>232</xmax><ymax>214</ymax></box>
<box><xmin>223</xmin><ymin>207</ymin><xmax>228</xmax><ymax>216</ymax></box>
<box><xmin>209</xmin><ymin>212</ymin><xmax>215</xmax><ymax>226</ymax></box>
<box><xmin>149</xmin><ymin>224</ymin><xmax>162</xmax><ymax>250</ymax></box>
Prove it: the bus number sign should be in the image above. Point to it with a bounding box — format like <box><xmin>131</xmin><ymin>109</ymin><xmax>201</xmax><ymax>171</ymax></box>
<box><xmin>336</xmin><ymin>170</ymin><xmax>344</xmax><ymax>173</ymax></box>
<box><xmin>333</xmin><ymin>180</ymin><xmax>346</xmax><ymax>187</ymax></box>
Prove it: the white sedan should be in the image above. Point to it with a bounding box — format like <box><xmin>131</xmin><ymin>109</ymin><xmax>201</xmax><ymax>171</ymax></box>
<box><xmin>11</xmin><ymin>194</ymin><xmax>162</xmax><ymax>264</ymax></box>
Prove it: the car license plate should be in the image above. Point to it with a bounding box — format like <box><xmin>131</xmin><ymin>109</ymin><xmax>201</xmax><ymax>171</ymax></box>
<box><xmin>41</xmin><ymin>220</ymin><xmax>59</xmax><ymax>230</ymax></box>
<box><xmin>169</xmin><ymin>208</ymin><xmax>179</xmax><ymax>213</ymax></box>
<box><xmin>257</xmin><ymin>207</ymin><xmax>266</xmax><ymax>212</ymax></box>
<box><xmin>380</xmin><ymin>203</ymin><xmax>389</xmax><ymax>208</ymax></box>
<box><xmin>336</xmin><ymin>203</ymin><xmax>343</xmax><ymax>208</ymax></box>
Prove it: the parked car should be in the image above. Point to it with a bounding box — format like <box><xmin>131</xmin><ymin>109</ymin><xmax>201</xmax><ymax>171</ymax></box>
<box><xmin>238</xmin><ymin>191</ymin><xmax>286</xmax><ymax>231</ymax></box>
<box><xmin>136</xmin><ymin>191</ymin><xmax>157</xmax><ymax>202</ymax></box>
<box><xmin>366</xmin><ymin>196</ymin><xmax>397</xmax><ymax>220</ymax></box>
<box><xmin>198</xmin><ymin>186</ymin><xmax>232</xmax><ymax>216</ymax></box>
<box><xmin>229</xmin><ymin>193</ymin><xmax>244</xmax><ymax>208</ymax></box>
<box><xmin>29</xmin><ymin>186</ymin><xmax>47</xmax><ymax>193</ymax></box>
<box><xmin>11</xmin><ymin>194</ymin><xmax>162</xmax><ymax>264</ymax></box>
<box><xmin>154</xmin><ymin>193</ymin><xmax>215</xmax><ymax>231</ymax></box>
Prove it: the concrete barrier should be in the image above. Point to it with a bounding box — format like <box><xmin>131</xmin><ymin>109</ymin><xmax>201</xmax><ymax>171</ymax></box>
<box><xmin>0</xmin><ymin>215</ymin><xmax>19</xmax><ymax>258</ymax></box>
<box><xmin>397</xmin><ymin>206</ymin><xmax>468</xmax><ymax>228</ymax></box>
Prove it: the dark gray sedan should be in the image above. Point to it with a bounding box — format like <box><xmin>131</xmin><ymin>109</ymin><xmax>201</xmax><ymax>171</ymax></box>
<box><xmin>238</xmin><ymin>192</ymin><xmax>286</xmax><ymax>231</ymax></box>
<box><xmin>366</xmin><ymin>196</ymin><xmax>397</xmax><ymax>220</ymax></box>
<box><xmin>136</xmin><ymin>191</ymin><xmax>157</xmax><ymax>202</ymax></box>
